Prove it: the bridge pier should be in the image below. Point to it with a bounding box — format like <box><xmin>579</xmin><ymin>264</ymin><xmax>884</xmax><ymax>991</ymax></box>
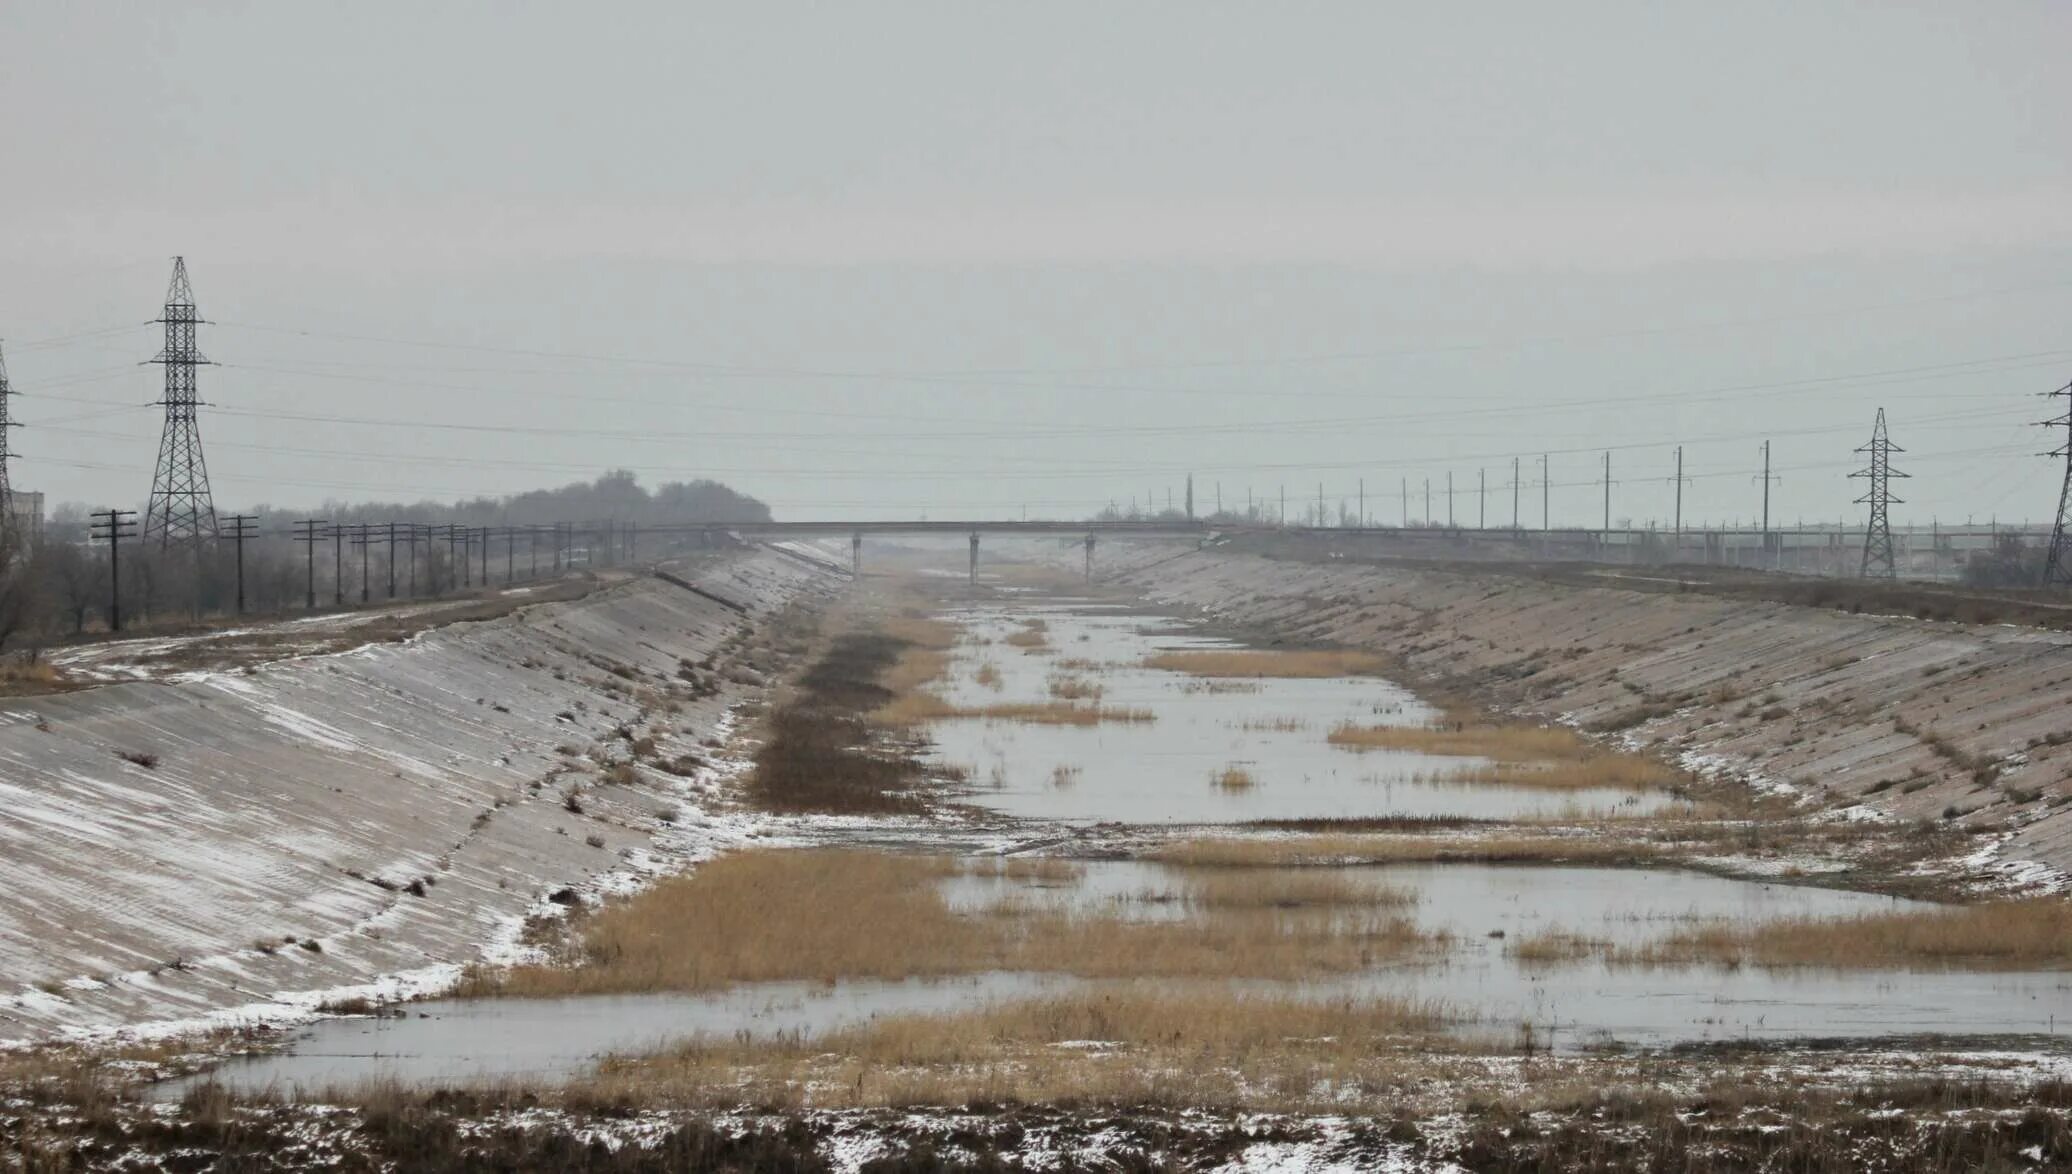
<box><xmin>1084</xmin><ymin>533</ymin><xmax>1096</xmax><ymax>581</ymax></box>
<box><xmin>969</xmin><ymin>531</ymin><xmax>980</xmax><ymax>585</ymax></box>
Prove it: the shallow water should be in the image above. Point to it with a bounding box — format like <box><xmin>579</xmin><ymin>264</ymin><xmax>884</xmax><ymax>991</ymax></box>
<box><xmin>925</xmin><ymin>602</ymin><xmax>1665</xmax><ymax>823</ymax></box>
<box><xmin>180</xmin><ymin>594</ymin><xmax>2072</xmax><ymax>1096</ymax></box>
<box><xmin>945</xmin><ymin>859</ymin><xmax>2072</xmax><ymax>1047</ymax></box>
<box><xmin>191</xmin><ymin>859</ymin><xmax>2072</xmax><ymax>1095</ymax></box>
<box><xmin>171</xmin><ymin>973</ymin><xmax>1059</xmax><ymax>1098</ymax></box>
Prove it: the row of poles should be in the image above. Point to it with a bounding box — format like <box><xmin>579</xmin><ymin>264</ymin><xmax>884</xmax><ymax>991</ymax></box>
<box><xmin>82</xmin><ymin>516</ymin><xmax>645</xmax><ymax>632</ymax></box>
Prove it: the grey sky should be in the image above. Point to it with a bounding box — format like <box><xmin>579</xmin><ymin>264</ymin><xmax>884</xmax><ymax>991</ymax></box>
<box><xmin>2</xmin><ymin>2</ymin><xmax>2068</xmax><ymax>525</ymax></box>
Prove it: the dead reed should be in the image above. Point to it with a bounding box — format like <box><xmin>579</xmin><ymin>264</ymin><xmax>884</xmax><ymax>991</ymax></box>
<box><xmin>1143</xmin><ymin>649</ymin><xmax>1387</xmax><ymax>678</ymax></box>
<box><xmin>1210</xmin><ymin>765</ymin><xmax>1257</xmax><ymax>792</ymax></box>
<box><xmin>583</xmin><ymin>986</ymin><xmax>1444</xmax><ymax>1113</ymax></box>
<box><xmin>464</xmin><ymin>846</ymin><xmax>1443</xmax><ymax>999</ymax></box>
<box><xmin>1154</xmin><ymin>833</ymin><xmax>1660</xmax><ymax>869</ymax></box>
<box><xmin>1328</xmin><ymin>719</ymin><xmax>1682</xmax><ymax>790</ymax></box>
<box><xmin>1619</xmin><ymin>898</ymin><xmax>2072</xmax><ymax>970</ymax></box>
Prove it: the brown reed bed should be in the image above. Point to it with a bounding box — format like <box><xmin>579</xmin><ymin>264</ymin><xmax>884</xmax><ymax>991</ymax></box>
<box><xmin>459</xmin><ymin>847</ymin><xmax>1442</xmax><ymax>1000</ymax></box>
<box><xmin>1143</xmin><ymin>649</ymin><xmax>1387</xmax><ymax>678</ymax></box>
<box><xmin>1328</xmin><ymin>718</ymin><xmax>1683</xmax><ymax>790</ymax></box>
<box><xmin>581</xmin><ymin>987</ymin><xmax>1444</xmax><ymax>1113</ymax></box>
<box><xmin>1616</xmin><ymin>898</ymin><xmax>2072</xmax><ymax>970</ymax></box>
<box><xmin>1210</xmin><ymin>764</ymin><xmax>1257</xmax><ymax>792</ymax></box>
<box><xmin>1153</xmin><ymin>833</ymin><xmax>1662</xmax><ymax>870</ymax></box>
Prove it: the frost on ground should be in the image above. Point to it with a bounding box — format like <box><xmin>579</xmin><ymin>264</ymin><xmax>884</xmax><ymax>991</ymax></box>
<box><xmin>0</xmin><ymin>548</ymin><xmax>837</xmax><ymax>1045</ymax></box>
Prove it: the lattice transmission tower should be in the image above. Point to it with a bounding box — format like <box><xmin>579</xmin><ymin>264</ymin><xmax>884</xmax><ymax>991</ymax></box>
<box><xmin>143</xmin><ymin>257</ymin><xmax>219</xmax><ymax>546</ymax></box>
<box><xmin>0</xmin><ymin>339</ymin><xmax>18</xmax><ymax>552</ymax></box>
<box><xmin>2043</xmin><ymin>379</ymin><xmax>2072</xmax><ymax>589</ymax></box>
<box><xmin>1850</xmin><ymin>407</ymin><xmax>1906</xmax><ymax>579</ymax></box>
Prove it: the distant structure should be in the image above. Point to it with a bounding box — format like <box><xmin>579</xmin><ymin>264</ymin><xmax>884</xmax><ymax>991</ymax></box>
<box><xmin>2046</xmin><ymin>379</ymin><xmax>2072</xmax><ymax>588</ymax></box>
<box><xmin>0</xmin><ymin>339</ymin><xmax>16</xmax><ymax>551</ymax></box>
<box><xmin>143</xmin><ymin>257</ymin><xmax>220</xmax><ymax>546</ymax></box>
<box><xmin>1851</xmin><ymin>408</ymin><xmax>1906</xmax><ymax>579</ymax></box>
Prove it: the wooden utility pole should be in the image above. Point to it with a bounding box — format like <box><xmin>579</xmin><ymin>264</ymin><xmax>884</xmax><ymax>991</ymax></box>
<box><xmin>90</xmin><ymin>509</ymin><xmax>138</xmax><ymax>632</ymax></box>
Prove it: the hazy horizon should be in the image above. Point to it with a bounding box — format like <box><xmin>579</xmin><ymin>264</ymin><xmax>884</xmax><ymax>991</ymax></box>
<box><xmin>4</xmin><ymin>2</ymin><xmax>2069</xmax><ymax>528</ymax></box>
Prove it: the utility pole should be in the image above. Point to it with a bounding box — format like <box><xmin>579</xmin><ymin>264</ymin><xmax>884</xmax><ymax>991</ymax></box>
<box><xmin>1317</xmin><ymin>483</ymin><xmax>1324</xmax><ymax>528</ymax></box>
<box><xmin>1279</xmin><ymin>485</ymin><xmax>1285</xmax><ymax>525</ymax></box>
<box><xmin>506</xmin><ymin>526</ymin><xmax>515</xmax><ymax>583</ymax></box>
<box><xmin>405</xmin><ymin>523</ymin><xmax>419</xmax><ymax>596</ymax></box>
<box><xmin>1511</xmin><ymin>457</ymin><xmax>1520</xmax><ymax>529</ymax></box>
<box><xmin>293</xmin><ymin>520</ymin><xmax>325</xmax><ymax>610</ymax></box>
<box><xmin>1754</xmin><ymin>440</ymin><xmax>1780</xmax><ymax>569</ymax></box>
<box><xmin>1423</xmin><ymin>478</ymin><xmax>1430</xmax><ymax>527</ymax></box>
<box><xmin>386</xmin><ymin>522</ymin><xmax>398</xmax><ymax>599</ymax></box>
<box><xmin>1446</xmin><ymin>472</ymin><xmax>1454</xmax><ymax>528</ymax></box>
<box><xmin>90</xmin><ymin>510</ymin><xmax>138</xmax><ymax>632</ymax></box>
<box><xmin>2040</xmin><ymin>379</ymin><xmax>2072</xmax><ymax>587</ymax></box>
<box><xmin>330</xmin><ymin>524</ymin><xmax>345</xmax><ymax>606</ymax></box>
<box><xmin>0</xmin><ymin>341</ymin><xmax>18</xmax><ymax>553</ymax></box>
<box><xmin>142</xmin><ymin>258</ymin><xmax>220</xmax><ymax>547</ymax></box>
<box><xmin>1673</xmin><ymin>446</ymin><xmax>1687</xmax><ymax>539</ymax></box>
<box><xmin>1185</xmin><ymin>474</ymin><xmax>1194</xmax><ymax>521</ymax></box>
<box><xmin>479</xmin><ymin>525</ymin><xmax>489</xmax><ymax>585</ymax></box>
<box><xmin>1400</xmin><ymin>478</ymin><xmax>1408</xmax><ymax>527</ymax></box>
<box><xmin>1852</xmin><ymin>408</ymin><xmax>1907</xmax><ymax>579</ymax></box>
<box><xmin>1540</xmin><ymin>454</ymin><xmax>1550</xmax><ymax>532</ymax></box>
<box><xmin>349</xmin><ymin>524</ymin><xmax>370</xmax><ymax>603</ymax></box>
<box><xmin>1479</xmin><ymin>468</ymin><xmax>1486</xmax><ymax>530</ymax></box>
<box><xmin>1601</xmin><ymin>452</ymin><xmax>1610</xmax><ymax>531</ymax></box>
<box><xmin>1359</xmin><ymin>478</ymin><xmax>1364</xmax><ymax>527</ymax></box>
<box><xmin>224</xmin><ymin>514</ymin><xmax>256</xmax><ymax>614</ymax></box>
<box><xmin>530</xmin><ymin>525</ymin><xmax>540</xmax><ymax>579</ymax></box>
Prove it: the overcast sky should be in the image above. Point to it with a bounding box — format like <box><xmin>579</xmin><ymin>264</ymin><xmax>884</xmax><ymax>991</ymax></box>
<box><xmin>2</xmin><ymin>2</ymin><xmax>2069</xmax><ymax>527</ymax></box>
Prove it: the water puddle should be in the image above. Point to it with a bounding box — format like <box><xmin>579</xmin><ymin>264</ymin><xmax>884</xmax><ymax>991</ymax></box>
<box><xmin>924</xmin><ymin>602</ymin><xmax>1667</xmax><ymax>823</ymax></box>
<box><xmin>947</xmin><ymin>859</ymin><xmax>2072</xmax><ymax>1048</ymax></box>
<box><xmin>171</xmin><ymin>973</ymin><xmax>1058</xmax><ymax>1098</ymax></box>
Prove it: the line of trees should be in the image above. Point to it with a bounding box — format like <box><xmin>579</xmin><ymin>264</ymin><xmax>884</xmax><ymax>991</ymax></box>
<box><xmin>0</xmin><ymin>472</ymin><xmax>770</xmax><ymax>654</ymax></box>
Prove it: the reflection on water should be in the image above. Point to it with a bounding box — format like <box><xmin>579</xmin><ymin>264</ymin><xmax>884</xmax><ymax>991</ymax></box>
<box><xmin>924</xmin><ymin>603</ymin><xmax>1668</xmax><ymax>823</ymax></box>
<box><xmin>191</xmin><ymin>861</ymin><xmax>2072</xmax><ymax>1097</ymax></box>
<box><xmin>169</xmin><ymin>973</ymin><xmax>1059</xmax><ymax>1099</ymax></box>
<box><xmin>947</xmin><ymin>859</ymin><xmax>2072</xmax><ymax>1047</ymax></box>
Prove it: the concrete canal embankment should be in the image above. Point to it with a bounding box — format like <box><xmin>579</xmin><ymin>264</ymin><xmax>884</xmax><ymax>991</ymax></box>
<box><xmin>1108</xmin><ymin>543</ymin><xmax>2072</xmax><ymax>884</ymax></box>
<box><xmin>0</xmin><ymin>548</ymin><xmax>841</xmax><ymax>1041</ymax></box>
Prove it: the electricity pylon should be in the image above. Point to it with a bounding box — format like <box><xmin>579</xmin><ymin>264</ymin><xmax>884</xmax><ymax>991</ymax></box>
<box><xmin>1850</xmin><ymin>408</ymin><xmax>1906</xmax><ymax>579</ymax></box>
<box><xmin>0</xmin><ymin>340</ymin><xmax>18</xmax><ymax>552</ymax></box>
<box><xmin>142</xmin><ymin>257</ymin><xmax>220</xmax><ymax>546</ymax></box>
<box><xmin>2044</xmin><ymin>380</ymin><xmax>2072</xmax><ymax>588</ymax></box>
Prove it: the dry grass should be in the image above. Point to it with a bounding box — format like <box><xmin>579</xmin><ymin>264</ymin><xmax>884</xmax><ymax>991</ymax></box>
<box><xmin>583</xmin><ymin>987</ymin><xmax>1443</xmax><ymax>1113</ymax></box>
<box><xmin>889</xmin><ymin>699</ymin><xmax>1155</xmax><ymax>726</ymax></box>
<box><xmin>1620</xmin><ymin>898</ymin><xmax>2072</xmax><ymax>970</ymax></box>
<box><xmin>1049</xmin><ymin>764</ymin><xmax>1082</xmax><ymax>788</ymax></box>
<box><xmin>1210</xmin><ymin>765</ymin><xmax>1257</xmax><ymax>792</ymax></box>
<box><xmin>1504</xmin><ymin>930</ymin><xmax>1608</xmax><ymax>966</ymax></box>
<box><xmin>973</xmin><ymin>662</ymin><xmax>1003</xmax><ymax>690</ymax></box>
<box><xmin>0</xmin><ymin>658</ymin><xmax>70</xmax><ymax>696</ymax></box>
<box><xmin>1166</xmin><ymin>870</ymin><xmax>1415</xmax><ymax>912</ymax></box>
<box><xmin>1045</xmin><ymin>673</ymin><xmax>1102</xmax><ymax>701</ymax></box>
<box><xmin>464</xmin><ymin>847</ymin><xmax>1443</xmax><ymax>999</ymax></box>
<box><xmin>1003</xmin><ymin>619</ymin><xmax>1050</xmax><ymax>650</ymax></box>
<box><xmin>1154</xmin><ymin>833</ymin><xmax>1660</xmax><ymax>869</ymax></box>
<box><xmin>1328</xmin><ymin>720</ymin><xmax>1682</xmax><ymax>790</ymax></box>
<box><xmin>1144</xmin><ymin>649</ymin><xmax>1387</xmax><ymax>678</ymax></box>
<box><xmin>1239</xmin><ymin>716</ymin><xmax>1307</xmax><ymax>732</ymax></box>
<box><xmin>1180</xmin><ymin>678</ymin><xmax>1264</xmax><ymax>694</ymax></box>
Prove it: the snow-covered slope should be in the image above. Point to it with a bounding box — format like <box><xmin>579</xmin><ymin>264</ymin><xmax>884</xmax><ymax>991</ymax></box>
<box><xmin>0</xmin><ymin>549</ymin><xmax>836</xmax><ymax>1042</ymax></box>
